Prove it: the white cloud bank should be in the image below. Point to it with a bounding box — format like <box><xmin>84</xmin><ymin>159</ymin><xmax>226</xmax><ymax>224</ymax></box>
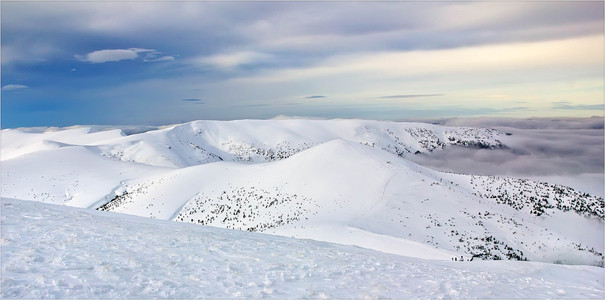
<box><xmin>76</xmin><ymin>48</ymin><xmax>174</xmax><ymax>64</ymax></box>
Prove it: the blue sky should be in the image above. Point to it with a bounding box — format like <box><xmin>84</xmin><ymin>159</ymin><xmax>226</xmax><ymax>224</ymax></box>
<box><xmin>2</xmin><ymin>1</ymin><xmax>603</xmax><ymax>128</ymax></box>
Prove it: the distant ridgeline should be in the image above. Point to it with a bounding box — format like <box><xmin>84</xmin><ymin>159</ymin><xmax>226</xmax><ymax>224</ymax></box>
<box><xmin>90</xmin><ymin>120</ymin><xmax>507</xmax><ymax>167</ymax></box>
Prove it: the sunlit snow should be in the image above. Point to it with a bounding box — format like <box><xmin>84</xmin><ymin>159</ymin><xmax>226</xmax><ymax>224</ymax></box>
<box><xmin>2</xmin><ymin>198</ymin><xmax>603</xmax><ymax>298</ymax></box>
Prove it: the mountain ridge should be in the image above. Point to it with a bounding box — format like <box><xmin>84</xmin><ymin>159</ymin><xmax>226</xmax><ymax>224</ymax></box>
<box><xmin>2</xmin><ymin>119</ymin><xmax>602</xmax><ymax>266</ymax></box>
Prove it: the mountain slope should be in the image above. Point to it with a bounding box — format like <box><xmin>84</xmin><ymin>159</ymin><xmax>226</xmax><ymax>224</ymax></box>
<box><xmin>92</xmin><ymin>139</ymin><xmax>604</xmax><ymax>265</ymax></box>
<box><xmin>2</xmin><ymin>119</ymin><xmax>506</xmax><ymax>168</ymax></box>
<box><xmin>1</xmin><ymin>145</ymin><xmax>168</xmax><ymax>208</ymax></box>
<box><xmin>2</xmin><ymin>198</ymin><xmax>603</xmax><ymax>299</ymax></box>
<box><xmin>2</xmin><ymin>119</ymin><xmax>603</xmax><ymax>266</ymax></box>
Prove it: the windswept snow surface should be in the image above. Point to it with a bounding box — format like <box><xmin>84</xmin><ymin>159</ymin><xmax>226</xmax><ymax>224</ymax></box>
<box><xmin>2</xmin><ymin>198</ymin><xmax>603</xmax><ymax>299</ymax></box>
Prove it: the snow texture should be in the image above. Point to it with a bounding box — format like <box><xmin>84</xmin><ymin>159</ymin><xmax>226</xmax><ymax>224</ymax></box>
<box><xmin>2</xmin><ymin>198</ymin><xmax>603</xmax><ymax>299</ymax></box>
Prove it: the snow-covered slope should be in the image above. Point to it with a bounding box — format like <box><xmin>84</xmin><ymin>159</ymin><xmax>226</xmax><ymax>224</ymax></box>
<box><xmin>2</xmin><ymin>119</ymin><xmax>603</xmax><ymax>267</ymax></box>
<box><xmin>2</xmin><ymin>198</ymin><xmax>603</xmax><ymax>299</ymax></box>
<box><xmin>89</xmin><ymin>139</ymin><xmax>604</xmax><ymax>265</ymax></box>
<box><xmin>1</xmin><ymin>146</ymin><xmax>168</xmax><ymax>208</ymax></box>
<box><xmin>2</xmin><ymin>119</ymin><xmax>505</xmax><ymax>168</ymax></box>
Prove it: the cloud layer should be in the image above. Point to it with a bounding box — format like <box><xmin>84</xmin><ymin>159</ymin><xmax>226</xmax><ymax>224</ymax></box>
<box><xmin>409</xmin><ymin>117</ymin><xmax>604</xmax><ymax>182</ymax></box>
<box><xmin>552</xmin><ymin>101</ymin><xmax>605</xmax><ymax>111</ymax></box>
<box><xmin>1</xmin><ymin>2</ymin><xmax>603</xmax><ymax>128</ymax></box>
<box><xmin>380</xmin><ymin>94</ymin><xmax>444</xmax><ymax>99</ymax></box>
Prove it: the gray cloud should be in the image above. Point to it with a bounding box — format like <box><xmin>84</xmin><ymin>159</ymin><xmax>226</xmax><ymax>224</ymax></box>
<box><xmin>2</xmin><ymin>2</ymin><xmax>603</xmax><ymax>128</ymax></box>
<box><xmin>552</xmin><ymin>101</ymin><xmax>571</xmax><ymax>105</ymax></box>
<box><xmin>379</xmin><ymin>94</ymin><xmax>444</xmax><ymax>99</ymax></box>
<box><xmin>305</xmin><ymin>95</ymin><xmax>325</xmax><ymax>99</ymax></box>
<box><xmin>501</xmin><ymin>106</ymin><xmax>531</xmax><ymax>112</ymax></box>
<box><xmin>239</xmin><ymin>103</ymin><xmax>270</xmax><ymax>107</ymax></box>
<box><xmin>3</xmin><ymin>2</ymin><xmax>601</xmax><ymax>67</ymax></box>
<box><xmin>408</xmin><ymin>117</ymin><xmax>604</xmax><ymax>194</ymax></box>
<box><xmin>437</xmin><ymin>116</ymin><xmax>604</xmax><ymax>130</ymax></box>
<box><xmin>552</xmin><ymin>102</ymin><xmax>604</xmax><ymax>111</ymax></box>
<box><xmin>183</xmin><ymin>98</ymin><xmax>203</xmax><ymax>103</ymax></box>
<box><xmin>143</xmin><ymin>55</ymin><xmax>175</xmax><ymax>63</ymax></box>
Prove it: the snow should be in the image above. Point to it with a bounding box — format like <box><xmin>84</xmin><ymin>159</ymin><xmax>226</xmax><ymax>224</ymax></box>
<box><xmin>2</xmin><ymin>119</ymin><xmax>507</xmax><ymax>168</ymax></box>
<box><xmin>1</xmin><ymin>119</ymin><xmax>604</xmax><ymax>297</ymax></box>
<box><xmin>82</xmin><ymin>139</ymin><xmax>602</xmax><ymax>265</ymax></box>
<box><xmin>1</xmin><ymin>146</ymin><xmax>168</xmax><ymax>208</ymax></box>
<box><xmin>528</xmin><ymin>173</ymin><xmax>605</xmax><ymax>198</ymax></box>
<box><xmin>2</xmin><ymin>198</ymin><xmax>603</xmax><ymax>299</ymax></box>
<box><xmin>1</xmin><ymin>127</ymin><xmax>124</xmax><ymax>161</ymax></box>
<box><xmin>2</xmin><ymin>120</ymin><xmax>603</xmax><ymax>267</ymax></box>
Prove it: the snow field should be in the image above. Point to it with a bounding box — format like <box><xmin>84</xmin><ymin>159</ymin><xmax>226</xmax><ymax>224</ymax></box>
<box><xmin>1</xmin><ymin>146</ymin><xmax>168</xmax><ymax>208</ymax></box>
<box><xmin>2</xmin><ymin>198</ymin><xmax>603</xmax><ymax>299</ymax></box>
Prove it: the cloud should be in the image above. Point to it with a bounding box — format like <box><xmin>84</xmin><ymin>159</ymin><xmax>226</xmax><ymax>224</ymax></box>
<box><xmin>247</xmin><ymin>2</ymin><xmax>603</xmax><ymax>55</ymax></box>
<box><xmin>3</xmin><ymin>2</ymin><xmax>602</xmax><ymax>70</ymax></box>
<box><xmin>270</xmin><ymin>115</ymin><xmax>326</xmax><ymax>120</ymax></box>
<box><xmin>2</xmin><ymin>84</ymin><xmax>28</xmax><ymax>91</ymax></box>
<box><xmin>145</xmin><ymin>56</ymin><xmax>175</xmax><ymax>62</ymax></box>
<box><xmin>500</xmin><ymin>106</ymin><xmax>530</xmax><ymax>112</ymax></box>
<box><xmin>239</xmin><ymin>103</ymin><xmax>271</xmax><ymax>107</ymax></box>
<box><xmin>305</xmin><ymin>95</ymin><xmax>326</xmax><ymax>99</ymax></box>
<box><xmin>75</xmin><ymin>48</ymin><xmax>173</xmax><ymax>64</ymax></box>
<box><xmin>551</xmin><ymin>101</ymin><xmax>604</xmax><ymax>111</ymax></box>
<box><xmin>1</xmin><ymin>42</ymin><xmax>59</xmax><ymax>66</ymax></box>
<box><xmin>488</xmin><ymin>94</ymin><xmax>509</xmax><ymax>99</ymax></box>
<box><xmin>438</xmin><ymin>116</ymin><xmax>604</xmax><ymax>130</ymax></box>
<box><xmin>2</xmin><ymin>2</ymin><xmax>603</xmax><ymax>128</ymax></box>
<box><xmin>408</xmin><ymin>117</ymin><xmax>604</xmax><ymax>183</ymax></box>
<box><xmin>237</xmin><ymin>35</ymin><xmax>602</xmax><ymax>84</ymax></box>
<box><xmin>195</xmin><ymin>51</ymin><xmax>273</xmax><ymax>70</ymax></box>
<box><xmin>76</xmin><ymin>49</ymin><xmax>139</xmax><ymax>63</ymax></box>
<box><xmin>183</xmin><ymin>98</ymin><xmax>203</xmax><ymax>103</ymax></box>
<box><xmin>379</xmin><ymin>94</ymin><xmax>444</xmax><ymax>99</ymax></box>
<box><xmin>410</xmin><ymin>118</ymin><xmax>604</xmax><ymax>176</ymax></box>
